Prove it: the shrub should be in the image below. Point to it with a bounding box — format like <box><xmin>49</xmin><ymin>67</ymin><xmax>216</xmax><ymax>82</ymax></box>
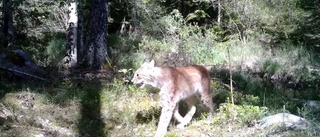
<box><xmin>136</xmin><ymin>9</ymin><xmax>227</xmax><ymax>66</ymax></box>
<box><xmin>46</xmin><ymin>38</ymin><xmax>66</xmax><ymax>66</ymax></box>
<box><xmin>214</xmin><ymin>103</ymin><xmax>268</xmax><ymax>124</ymax></box>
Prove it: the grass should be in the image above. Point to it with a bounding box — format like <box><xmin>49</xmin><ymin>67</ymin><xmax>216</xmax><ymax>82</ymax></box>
<box><xmin>0</xmin><ymin>73</ymin><xmax>319</xmax><ymax>137</ymax></box>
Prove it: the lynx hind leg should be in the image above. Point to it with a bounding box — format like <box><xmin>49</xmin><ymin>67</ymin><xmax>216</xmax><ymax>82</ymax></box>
<box><xmin>200</xmin><ymin>93</ymin><xmax>214</xmax><ymax>117</ymax></box>
<box><xmin>155</xmin><ymin>104</ymin><xmax>176</xmax><ymax>137</ymax></box>
<box><xmin>176</xmin><ymin>97</ymin><xmax>196</xmax><ymax>129</ymax></box>
<box><xmin>199</xmin><ymin>82</ymin><xmax>214</xmax><ymax>116</ymax></box>
<box><xmin>173</xmin><ymin>105</ymin><xmax>184</xmax><ymax>123</ymax></box>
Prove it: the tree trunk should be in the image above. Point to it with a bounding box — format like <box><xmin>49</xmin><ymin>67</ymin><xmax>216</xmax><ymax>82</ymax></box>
<box><xmin>180</xmin><ymin>0</ymin><xmax>185</xmax><ymax>16</ymax></box>
<box><xmin>85</xmin><ymin>0</ymin><xmax>108</xmax><ymax>70</ymax></box>
<box><xmin>2</xmin><ymin>0</ymin><xmax>14</xmax><ymax>47</ymax></box>
<box><xmin>217</xmin><ymin>0</ymin><xmax>221</xmax><ymax>26</ymax></box>
<box><xmin>63</xmin><ymin>0</ymin><xmax>78</xmax><ymax>68</ymax></box>
<box><xmin>77</xmin><ymin>1</ymin><xmax>84</xmax><ymax>63</ymax></box>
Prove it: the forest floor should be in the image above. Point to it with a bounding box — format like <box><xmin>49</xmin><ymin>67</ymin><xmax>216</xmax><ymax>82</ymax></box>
<box><xmin>0</xmin><ymin>69</ymin><xmax>319</xmax><ymax>137</ymax></box>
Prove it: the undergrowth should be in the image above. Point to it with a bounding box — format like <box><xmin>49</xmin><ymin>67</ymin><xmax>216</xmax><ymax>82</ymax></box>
<box><xmin>1</xmin><ymin>75</ymin><xmax>319</xmax><ymax>137</ymax></box>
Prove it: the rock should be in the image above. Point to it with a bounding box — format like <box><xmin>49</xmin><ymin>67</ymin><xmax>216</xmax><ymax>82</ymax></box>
<box><xmin>305</xmin><ymin>100</ymin><xmax>320</xmax><ymax>110</ymax></box>
<box><xmin>0</xmin><ymin>103</ymin><xmax>14</xmax><ymax>123</ymax></box>
<box><xmin>34</xmin><ymin>134</ymin><xmax>45</xmax><ymax>137</ymax></box>
<box><xmin>16</xmin><ymin>92</ymin><xmax>36</xmax><ymax>109</ymax></box>
<box><xmin>0</xmin><ymin>49</ymin><xmax>46</xmax><ymax>81</ymax></box>
<box><xmin>258</xmin><ymin>113</ymin><xmax>310</xmax><ymax>130</ymax></box>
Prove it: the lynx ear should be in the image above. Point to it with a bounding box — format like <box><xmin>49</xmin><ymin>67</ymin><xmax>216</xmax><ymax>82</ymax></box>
<box><xmin>141</xmin><ymin>59</ymin><xmax>155</xmax><ymax>67</ymax></box>
<box><xmin>149</xmin><ymin>59</ymin><xmax>155</xmax><ymax>67</ymax></box>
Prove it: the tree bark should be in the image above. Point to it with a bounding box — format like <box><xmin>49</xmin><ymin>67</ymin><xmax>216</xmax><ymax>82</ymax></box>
<box><xmin>2</xmin><ymin>0</ymin><xmax>14</xmax><ymax>47</ymax></box>
<box><xmin>85</xmin><ymin>0</ymin><xmax>108</xmax><ymax>70</ymax></box>
<box><xmin>63</xmin><ymin>0</ymin><xmax>78</xmax><ymax>68</ymax></box>
<box><xmin>180</xmin><ymin>0</ymin><xmax>185</xmax><ymax>16</ymax></box>
<box><xmin>217</xmin><ymin>0</ymin><xmax>221</xmax><ymax>26</ymax></box>
<box><xmin>77</xmin><ymin>1</ymin><xmax>84</xmax><ymax>63</ymax></box>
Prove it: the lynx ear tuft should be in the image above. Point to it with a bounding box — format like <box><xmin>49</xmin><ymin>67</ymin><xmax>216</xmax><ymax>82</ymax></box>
<box><xmin>149</xmin><ymin>60</ymin><xmax>155</xmax><ymax>67</ymax></box>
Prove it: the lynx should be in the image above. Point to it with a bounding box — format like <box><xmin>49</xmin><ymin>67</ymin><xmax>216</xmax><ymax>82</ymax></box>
<box><xmin>131</xmin><ymin>60</ymin><xmax>213</xmax><ymax>137</ymax></box>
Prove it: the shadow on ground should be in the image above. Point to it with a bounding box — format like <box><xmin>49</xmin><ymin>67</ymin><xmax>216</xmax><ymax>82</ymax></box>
<box><xmin>0</xmin><ymin>70</ymin><xmax>109</xmax><ymax>137</ymax></box>
<box><xmin>77</xmin><ymin>80</ymin><xmax>107</xmax><ymax>137</ymax></box>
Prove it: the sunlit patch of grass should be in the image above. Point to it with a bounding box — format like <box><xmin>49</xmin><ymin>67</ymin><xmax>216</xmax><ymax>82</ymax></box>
<box><xmin>0</xmin><ymin>90</ymin><xmax>80</xmax><ymax>137</ymax></box>
<box><xmin>227</xmin><ymin>41</ymin><xmax>265</xmax><ymax>68</ymax></box>
<box><xmin>99</xmin><ymin>78</ymin><xmax>161</xmax><ymax>136</ymax></box>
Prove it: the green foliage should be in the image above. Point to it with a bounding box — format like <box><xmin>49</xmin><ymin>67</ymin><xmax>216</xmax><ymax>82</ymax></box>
<box><xmin>108</xmin><ymin>34</ymin><xmax>146</xmax><ymax>69</ymax></box>
<box><xmin>136</xmin><ymin>9</ymin><xmax>227</xmax><ymax>66</ymax></box>
<box><xmin>186</xmin><ymin>10</ymin><xmax>209</xmax><ymax>22</ymax></box>
<box><xmin>297</xmin><ymin>104</ymin><xmax>319</xmax><ymax>123</ymax></box>
<box><xmin>46</xmin><ymin>38</ymin><xmax>66</xmax><ymax>66</ymax></box>
<box><xmin>236</xmin><ymin>104</ymin><xmax>268</xmax><ymax>123</ymax></box>
<box><xmin>165</xmin><ymin>132</ymin><xmax>178</xmax><ymax>137</ymax></box>
<box><xmin>11</xmin><ymin>1</ymin><xmax>68</xmax><ymax>66</ymax></box>
<box><xmin>179</xmin><ymin>25</ymin><xmax>227</xmax><ymax>65</ymax></box>
<box><xmin>216</xmin><ymin>90</ymin><xmax>262</xmax><ymax>106</ymax></box>
<box><xmin>261</xmin><ymin>59</ymin><xmax>281</xmax><ymax>74</ymax></box>
<box><xmin>139</xmin><ymin>36</ymin><xmax>171</xmax><ymax>53</ymax></box>
<box><xmin>124</xmin><ymin>0</ymin><xmax>167</xmax><ymax>37</ymax></box>
<box><xmin>214</xmin><ymin>103</ymin><xmax>268</xmax><ymax>124</ymax></box>
<box><xmin>223</xmin><ymin>0</ymin><xmax>304</xmax><ymax>38</ymax></box>
<box><xmin>159</xmin><ymin>9</ymin><xmax>184</xmax><ymax>35</ymax></box>
<box><xmin>259</xmin><ymin>45</ymin><xmax>319</xmax><ymax>85</ymax></box>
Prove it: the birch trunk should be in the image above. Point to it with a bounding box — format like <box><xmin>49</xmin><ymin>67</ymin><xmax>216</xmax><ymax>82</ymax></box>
<box><xmin>63</xmin><ymin>1</ymin><xmax>78</xmax><ymax>68</ymax></box>
<box><xmin>217</xmin><ymin>0</ymin><xmax>221</xmax><ymax>26</ymax></box>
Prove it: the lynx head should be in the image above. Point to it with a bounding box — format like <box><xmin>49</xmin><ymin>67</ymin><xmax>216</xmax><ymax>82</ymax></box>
<box><xmin>131</xmin><ymin>60</ymin><xmax>156</xmax><ymax>88</ymax></box>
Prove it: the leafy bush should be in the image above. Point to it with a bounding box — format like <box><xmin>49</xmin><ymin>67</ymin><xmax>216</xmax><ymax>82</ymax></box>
<box><xmin>214</xmin><ymin>103</ymin><xmax>268</xmax><ymax>124</ymax></box>
<box><xmin>261</xmin><ymin>59</ymin><xmax>281</xmax><ymax>74</ymax></box>
<box><xmin>136</xmin><ymin>9</ymin><xmax>227</xmax><ymax>66</ymax></box>
<box><xmin>46</xmin><ymin>38</ymin><xmax>66</xmax><ymax>66</ymax></box>
<box><xmin>108</xmin><ymin>34</ymin><xmax>145</xmax><ymax>69</ymax></box>
<box><xmin>258</xmin><ymin>45</ymin><xmax>319</xmax><ymax>85</ymax></box>
<box><xmin>216</xmin><ymin>90</ymin><xmax>262</xmax><ymax>106</ymax></box>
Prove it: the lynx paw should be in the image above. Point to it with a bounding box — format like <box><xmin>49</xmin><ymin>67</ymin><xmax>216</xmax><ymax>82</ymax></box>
<box><xmin>177</xmin><ymin>123</ymin><xmax>187</xmax><ymax>129</ymax></box>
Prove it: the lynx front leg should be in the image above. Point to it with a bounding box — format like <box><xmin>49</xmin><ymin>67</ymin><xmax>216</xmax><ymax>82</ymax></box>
<box><xmin>155</xmin><ymin>105</ymin><xmax>175</xmax><ymax>137</ymax></box>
